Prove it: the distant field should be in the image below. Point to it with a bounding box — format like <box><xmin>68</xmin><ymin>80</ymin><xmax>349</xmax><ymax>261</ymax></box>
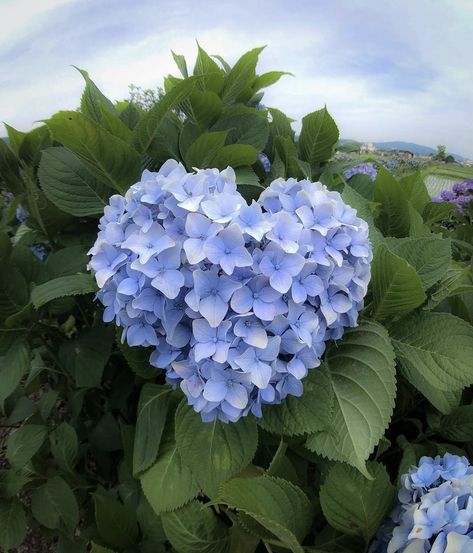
<box><xmin>423</xmin><ymin>164</ymin><xmax>473</xmax><ymax>197</ymax></box>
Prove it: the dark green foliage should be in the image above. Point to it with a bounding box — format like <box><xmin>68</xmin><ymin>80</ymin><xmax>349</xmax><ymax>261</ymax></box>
<box><xmin>0</xmin><ymin>45</ymin><xmax>472</xmax><ymax>553</ymax></box>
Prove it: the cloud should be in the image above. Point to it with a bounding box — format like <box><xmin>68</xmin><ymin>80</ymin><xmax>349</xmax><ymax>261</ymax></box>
<box><xmin>0</xmin><ymin>0</ymin><xmax>472</xmax><ymax>157</ymax></box>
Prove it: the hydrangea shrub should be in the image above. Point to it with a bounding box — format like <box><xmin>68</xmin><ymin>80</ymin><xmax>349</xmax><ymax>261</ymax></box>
<box><xmin>0</xmin><ymin>45</ymin><xmax>472</xmax><ymax>553</ymax></box>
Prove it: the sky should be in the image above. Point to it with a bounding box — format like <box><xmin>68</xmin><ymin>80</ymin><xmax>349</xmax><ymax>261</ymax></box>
<box><xmin>0</xmin><ymin>0</ymin><xmax>472</xmax><ymax>157</ymax></box>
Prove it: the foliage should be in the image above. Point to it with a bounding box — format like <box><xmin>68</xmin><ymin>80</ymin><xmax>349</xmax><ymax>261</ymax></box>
<box><xmin>0</xmin><ymin>45</ymin><xmax>472</xmax><ymax>553</ymax></box>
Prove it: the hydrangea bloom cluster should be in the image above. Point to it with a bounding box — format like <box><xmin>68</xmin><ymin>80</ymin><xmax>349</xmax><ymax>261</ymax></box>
<box><xmin>88</xmin><ymin>159</ymin><xmax>372</xmax><ymax>422</ymax></box>
<box><xmin>258</xmin><ymin>152</ymin><xmax>271</xmax><ymax>174</ymax></box>
<box><xmin>343</xmin><ymin>162</ymin><xmax>377</xmax><ymax>181</ymax></box>
<box><xmin>371</xmin><ymin>454</ymin><xmax>473</xmax><ymax>553</ymax></box>
<box><xmin>433</xmin><ymin>179</ymin><xmax>473</xmax><ymax>215</ymax></box>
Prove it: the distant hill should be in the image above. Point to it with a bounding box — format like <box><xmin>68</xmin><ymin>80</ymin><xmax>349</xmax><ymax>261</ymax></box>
<box><xmin>340</xmin><ymin>139</ymin><xmax>465</xmax><ymax>161</ymax></box>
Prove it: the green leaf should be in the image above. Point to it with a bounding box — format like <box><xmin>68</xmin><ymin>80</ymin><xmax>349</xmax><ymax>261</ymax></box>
<box><xmin>119</xmin><ymin>102</ymin><xmax>142</xmax><ymax>130</ymax></box>
<box><xmin>426</xmin><ymin>263</ymin><xmax>472</xmax><ymax>309</ymax></box>
<box><xmin>253</xmin><ymin>71</ymin><xmax>291</xmax><ymax>91</ymax></box>
<box><xmin>59</xmin><ymin>326</ymin><xmax>114</xmax><ymax>388</ymax></box>
<box><xmin>212</xmin><ymin>108</ymin><xmax>269</xmax><ymax>150</ymax></box>
<box><xmin>371</xmin><ymin>244</ymin><xmax>426</xmax><ymax>320</ymax></box>
<box><xmin>0</xmin><ymin>136</ymin><xmax>24</xmax><ymax>195</ymax></box>
<box><xmin>31</xmin><ymin>476</ymin><xmax>79</xmax><ymax>532</ymax></box>
<box><xmin>172</xmin><ymin>50</ymin><xmax>189</xmax><ymax>78</ymax></box>
<box><xmin>38</xmin><ymin>147</ymin><xmax>113</xmax><ymax>216</ymax></box>
<box><xmin>0</xmin><ymin>470</ymin><xmax>31</xmax><ymax>499</ymax></box>
<box><xmin>259</xmin><ymin>368</ymin><xmax>333</xmax><ymax>436</ymax></box>
<box><xmin>175</xmin><ymin>401</ymin><xmax>258</xmax><ymax>497</ymax></box>
<box><xmin>46</xmin><ymin>246</ymin><xmax>88</xmax><ymax>278</ymax></box>
<box><xmin>373</xmin><ymin>167</ymin><xmax>412</xmax><ymax>237</ymax></box>
<box><xmin>0</xmin><ymin>341</ymin><xmax>30</xmax><ymax>411</ymax></box>
<box><xmin>132</xmin><ymin>78</ymin><xmax>196</xmax><ymax>154</ymax></box>
<box><xmin>342</xmin><ymin>185</ymin><xmax>383</xmax><ymax>250</ymax></box>
<box><xmin>76</xmin><ymin>67</ymin><xmax>116</xmax><ymax>123</ymax></box>
<box><xmin>190</xmin><ymin>90</ymin><xmax>223</xmax><ymax>128</ymax></box>
<box><xmin>320</xmin><ymin>461</ymin><xmax>394</xmax><ymax>540</ymax></box>
<box><xmin>306</xmin><ymin>321</ymin><xmax>396</xmax><ymax>477</ymax></box>
<box><xmin>116</xmin><ymin>336</ymin><xmax>155</xmax><ymax>379</ymax></box>
<box><xmin>90</xmin><ymin>543</ymin><xmax>116</xmax><ymax>553</ymax></box>
<box><xmin>222</xmin><ymin>47</ymin><xmax>265</xmax><ymax>104</ymax></box>
<box><xmin>0</xmin><ymin>498</ymin><xmax>27</xmax><ymax>551</ymax></box>
<box><xmin>4</xmin><ymin>124</ymin><xmax>26</xmax><ymax>155</ymax></box>
<box><xmin>422</xmin><ymin>201</ymin><xmax>454</xmax><ymax>224</ymax></box>
<box><xmin>194</xmin><ymin>44</ymin><xmax>225</xmax><ymax>94</ymax></box>
<box><xmin>50</xmin><ymin>422</ymin><xmax>79</xmax><ymax>472</ymax></box>
<box><xmin>0</xmin><ymin>263</ymin><xmax>29</xmax><ymax>318</ymax></box>
<box><xmin>140</xmin><ymin>439</ymin><xmax>200</xmax><ymax>514</ymax></box>
<box><xmin>162</xmin><ymin>500</ymin><xmax>230</xmax><ymax>553</ymax></box>
<box><xmin>18</xmin><ymin>125</ymin><xmax>51</xmax><ymax>167</ymax></box>
<box><xmin>268</xmin><ymin>108</ymin><xmax>295</xmax><ymax>140</ymax></box>
<box><xmin>390</xmin><ymin>311</ymin><xmax>473</xmax><ymax>392</ymax></box>
<box><xmin>133</xmin><ymin>384</ymin><xmax>172</xmax><ymax>475</ymax></box>
<box><xmin>399</xmin><ymin>171</ymin><xmax>430</xmax><ymax>213</ymax></box>
<box><xmin>31</xmin><ymin>273</ymin><xmax>96</xmax><ymax>308</ymax></box>
<box><xmin>184</xmin><ymin>131</ymin><xmax>228</xmax><ymax>169</ymax></box>
<box><xmin>437</xmin><ymin>405</ymin><xmax>473</xmax><ymax>442</ymax></box>
<box><xmin>299</xmin><ymin>107</ymin><xmax>339</xmax><ymax>165</ymax></box>
<box><xmin>45</xmin><ymin>111</ymin><xmax>141</xmax><ymax>193</ymax></box>
<box><xmin>6</xmin><ymin>424</ymin><xmax>47</xmax><ymax>468</ymax></box>
<box><xmin>218</xmin><ymin>475</ymin><xmax>313</xmax><ymax>553</ymax></box>
<box><xmin>384</xmin><ymin>235</ymin><xmax>451</xmax><ymax>290</ymax></box>
<box><xmin>94</xmin><ymin>488</ymin><xmax>139</xmax><ymax>549</ymax></box>
<box><xmin>213</xmin><ymin>144</ymin><xmax>258</xmax><ymax>169</ymax></box>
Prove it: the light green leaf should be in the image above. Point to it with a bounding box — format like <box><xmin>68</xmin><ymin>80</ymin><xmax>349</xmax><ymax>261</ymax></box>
<box><xmin>259</xmin><ymin>368</ymin><xmax>333</xmax><ymax>436</ymax></box>
<box><xmin>0</xmin><ymin>137</ymin><xmax>23</xmax><ymax>194</ymax></box>
<box><xmin>175</xmin><ymin>401</ymin><xmax>258</xmax><ymax>497</ymax></box>
<box><xmin>6</xmin><ymin>424</ymin><xmax>47</xmax><ymax>468</ymax></box>
<box><xmin>38</xmin><ymin>147</ymin><xmax>113</xmax><ymax>216</ymax></box>
<box><xmin>306</xmin><ymin>321</ymin><xmax>396</xmax><ymax>477</ymax></box>
<box><xmin>189</xmin><ymin>90</ymin><xmax>223</xmax><ymax>128</ymax></box>
<box><xmin>212</xmin><ymin>108</ymin><xmax>269</xmax><ymax>150</ymax></box>
<box><xmin>213</xmin><ymin>144</ymin><xmax>258</xmax><ymax>169</ymax></box>
<box><xmin>253</xmin><ymin>71</ymin><xmax>291</xmax><ymax>91</ymax></box>
<box><xmin>0</xmin><ymin>340</ymin><xmax>30</xmax><ymax>411</ymax></box>
<box><xmin>132</xmin><ymin>78</ymin><xmax>196</xmax><ymax>154</ymax></box>
<box><xmin>384</xmin><ymin>235</ymin><xmax>451</xmax><ymax>290</ymax></box>
<box><xmin>426</xmin><ymin>263</ymin><xmax>472</xmax><ymax>309</ymax></box>
<box><xmin>31</xmin><ymin>476</ymin><xmax>79</xmax><ymax>532</ymax></box>
<box><xmin>59</xmin><ymin>326</ymin><xmax>114</xmax><ymax>388</ymax></box>
<box><xmin>194</xmin><ymin>44</ymin><xmax>225</xmax><ymax>94</ymax></box>
<box><xmin>299</xmin><ymin>107</ymin><xmax>339</xmax><ymax>165</ymax></box>
<box><xmin>31</xmin><ymin>273</ymin><xmax>96</xmax><ymax>308</ymax></box>
<box><xmin>222</xmin><ymin>47</ymin><xmax>265</xmax><ymax>104</ymax></box>
<box><xmin>133</xmin><ymin>384</ymin><xmax>172</xmax><ymax>475</ymax></box>
<box><xmin>162</xmin><ymin>500</ymin><xmax>229</xmax><ymax>553</ymax></box>
<box><xmin>218</xmin><ymin>475</ymin><xmax>313</xmax><ymax>553</ymax></box>
<box><xmin>342</xmin><ymin>185</ymin><xmax>383</xmax><ymax>250</ymax></box>
<box><xmin>373</xmin><ymin>167</ymin><xmax>411</xmax><ymax>237</ymax></box>
<box><xmin>140</xmin><ymin>439</ymin><xmax>200</xmax><ymax>514</ymax></box>
<box><xmin>320</xmin><ymin>461</ymin><xmax>394</xmax><ymax>540</ymax></box>
<box><xmin>268</xmin><ymin>108</ymin><xmax>295</xmax><ymax>140</ymax></box>
<box><xmin>45</xmin><ymin>111</ymin><xmax>141</xmax><ymax>193</ymax></box>
<box><xmin>50</xmin><ymin>422</ymin><xmax>79</xmax><ymax>472</ymax></box>
<box><xmin>371</xmin><ymin>244</ymin><xmax>426</xmax><ymax>320</ymax></box>
<box><xmin>76</xmin><ymin>67</ymin><xmax>116</xmax><ymax>123</ymax></box>
<box><xmin>172</xmin><ymin>50</ymin><xmax>189</xmax><ymax>78</ymax></box>
<box><xmin>184</xmin><ymin>131</ymin><xmax>228</xmax><ymax>169</ymax></box>
<box><xmin>422</xmin><ymin>201</ymin><xmax>454</xmax><ymax>224</ymax></box>
<box><xmin>4</xmin><ymin>124</ymin><xmax>26</xmax><ymax>156</ymax></box>
<box><xmin>94</xmin><ymin>488</ymin><xmax>139</xmax><ymax>549</ymax></box>
<box><xmin>400</xmin><ymin>171</ymin><xmax>430</xmax><ymax>213</ymax></box>
<box><xmin>0</xmin><ymin>498</ymin><xmax>27</xmax><ymax>550</ymax></box>
<box><xmin>390</xmin><ymin>311</ymin><xmax>473</xmax><ymax>392</ymax></box>
<box><xmin>438</xmin><ymin>405</ymin><xmax>473</xmax><ymax>442</ymax></box>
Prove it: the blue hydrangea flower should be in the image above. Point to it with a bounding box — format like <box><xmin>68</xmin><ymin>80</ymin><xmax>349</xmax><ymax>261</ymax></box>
<box><xmin>344</xmin><ymin>162</ymin><xmax>377</xmax><ymax>182</ymax></box>
<box><xmin>89</xmin><ymin>161</ymin><xmax>372</xmax><ymax>423</ymax></box>
<box><xmin>371</xmin><ymin>454</ymin><xmax>473</xmax><ymax>553</ymax></box>
<box><xmin>258</xmin><ymin>152</ymin><xmax>271</xmax><ymax>174</ymax></box>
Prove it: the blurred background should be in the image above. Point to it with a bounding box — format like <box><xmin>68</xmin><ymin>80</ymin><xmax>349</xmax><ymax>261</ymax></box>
<box><xmin>1</xmin><ymin>0</ymin><xmax>472</xmax><ymax>159</ymax></box>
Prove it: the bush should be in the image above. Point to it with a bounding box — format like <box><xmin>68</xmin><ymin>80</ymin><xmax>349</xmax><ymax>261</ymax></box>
<box><xmin>0</xmin><ymin>45</ymin><xmax>472</xmax><ymax>553</ymax></box>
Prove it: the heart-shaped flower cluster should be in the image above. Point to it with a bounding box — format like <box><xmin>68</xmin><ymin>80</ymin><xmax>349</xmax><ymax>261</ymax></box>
<box><xmin>88</xmin><ymin>159</ymin><xmax>372</xmax><ymax>422</ymax></box>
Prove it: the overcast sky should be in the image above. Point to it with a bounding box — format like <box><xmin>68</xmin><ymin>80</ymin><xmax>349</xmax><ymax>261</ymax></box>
<box><xmin>1</xmin><ymin>0</ymin><xmax>472</xmax><ymax>157</ymax></box>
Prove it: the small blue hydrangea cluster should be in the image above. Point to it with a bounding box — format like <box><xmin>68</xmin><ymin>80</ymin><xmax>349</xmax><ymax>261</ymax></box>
<box><xmin>432</xmin><ymin>179</ymin><xmax>473</xmax><ymax>215</ymax></box>
<box><xmin>88</xmin><ymin>159</ymin><xmax>372</xmax><ymax>422</ymax></box>
<box><xmin>258</xmin><ymin>152</ymin><xmax>271</xmax><ymax>174</ymax></box>
<box><xmin>373</xmin><ymin>454</ymin><xmax>473</xmax><ymax>553</ymax></box>
<box><xmin>343</xmin><ymin>162</ymin><xmax>378</xmax><ymax>182</ymax></box>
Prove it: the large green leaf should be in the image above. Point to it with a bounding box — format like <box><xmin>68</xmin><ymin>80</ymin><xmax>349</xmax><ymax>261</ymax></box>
<box><xmin>6</xmin><ymin>424</ymin><xmax>48</xmax><ymax>468</ymax></box>
<box><xmin>50</xmin><ymin>422</ymin><xmax>79</xmax><ymax>472</ymax></box>
<box><xmin>213</xmin><ymin>144</ymin><xmax>258</xmax><ymax>169</ymax></box>
<box><xmin>31</xmin><ymin>273</ymin><xmax>97</xmax><ymax>308</ymax></box>
<box><xmin>194</xmin><ymin>44</ymin><xmax>225</xmax><ymax>94</ymax></box>
<box><xmin>0</xmin><ymin>340</ymin><xmax>30</xmax><ymax>411</ymax></box>
<box><xmin>253</xmin><ymin>71</ymin><xmax>291</xmax><ymax>91</ymax></box>
<box><xmin>133</xmin><ymin>384</ymin><xmax>172</xmax><ymax>475</ymax></box>
<box><xmin>31</xmin><ymin>476</ymin><xmax>79</xmax><ymax>533</ymax></box>
<box><xmin>218</xmin><ymin>475</ymin><xmax>313</xmax><ymax>553</ymax></box>
<box><xmin>116</xmin><ymin>336</ymin><xmax>156</xmax><ymax>379</ymax></box>
<box><xmin>268</xmin><ymin>108</ymin><xmax>295</xmax><ymax>140</ymax></box>
<box><xmin>371</xmin><ymin>244</ymin><xmax>426</xmax><ymax>320</ymax></box>
<box><xmin>212</xmin><ymin>108</ymin><xmax>269</xmax><ymax>150</ymax></box>
<box><xmin>59</xmin><ymin>326</ymin><xmax>114</xmax><ymax>388</ymax></box>
<box><xmin>175</xmin><ymin>401</ymin><xmax>258</xmax><ymax>497</ymax></box>
<box><xmin>39</xmin><ymin>147</ymin><xmax>114</xmax><ymax>216</ymax></box>
<box><xmin>184</xmin><ymin>131</ymin><xmax>228</xmax><ymax>169</ymax></box>
<box><xmin>306</xmin><ymin>321</ymin><xmax>396</xmax><ymax>477</ymax></box>
<box><xmin>373</xmin><ymin>167</ymin><xmax>412</xmax><ymax>237</ymax></box>
<box><xmin>384</xmin><ymin>235</ymin><xmax>451</xmax><ymax>290</ymax></box>
<box><xmin>299</xmin><ymin>107</ymin><xmax>339</xmax><ymax>165</ymax></box>
<box><xmin>45</xmin><ymin>111</ymin><xmax>141</xmax><ymax>193</ymax></box>
<box><xmin>399</xmin><ymin>171</ymin><xmax>430</xmax><ymax>213</ymax></box>
<box><xmin>45</xmin><ymin>246</ymin><xmax>88</xmax><ymax>278</ymax></box>
<box><xmin>94</xmin><ymin>488</ymin><xmax>139</xmax><ymax>549</ymax></box>
<box><xmin>0</xmin><ymin>138</ymin><xmax>23</xmax><ymax>194</ymax></box>
<box><xmin>132</xmin><ymin>78</ymin><xmax>196</xmax><ymax>154</ymax></box>
<box><xmin>0</xmin><ymin>498</ymin><xmax>27</xmax><ymax>550</ymax></box>
<box><xmin>162</xmin><ymin>501</ymin><xmax>229</xmax><ymax>553</ymax></box>
<box><xmin>0</xmin><ymin>263</ymin><xmax>29</xmax><ymax>319</ymax></box>
<box><xmin>426</xmin><ymin>263</ymin><xmax>473</xmax><ymax>309</ymax></box>
<box><xmin>76</xmin><ymin>67</ymin><xmax>116</xmax><ymax>123</ymax></box>
<box><xmin>320</xmin><ymin>461</ymin><xmax>394</xmax><ymax>540</ymax></box>
<box><xmin>189</xmin><ymin>90</ymin><xmax>223</xmax><ymax>128</ymax></box>
<box><xmin>140</xmin><ymin>439</ymin><xmax>199</xmax><ymax>514</ymax></box>
<box><xmin>342</xmin><ymin>185</ymin><xmax>383</xmax><ymax>250</ymax></box>
<box><xmin>437</xmin><ymin>405</ymin><xmax>473</xmax><ymax>442</ymax></box>
<box><xmin>221</xmin><ymin>47</ymin><xmax>265</xmax><ymax>104</ymax></box>
<box><xmin>390</xmin><ymin>311</ymin><xmax>473</xmax><ymax>392</ymax></box>
<box><xmin>259</xmin><ymin>368</ymin><xmax>333</xmax><ymax>436</ymax></box>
